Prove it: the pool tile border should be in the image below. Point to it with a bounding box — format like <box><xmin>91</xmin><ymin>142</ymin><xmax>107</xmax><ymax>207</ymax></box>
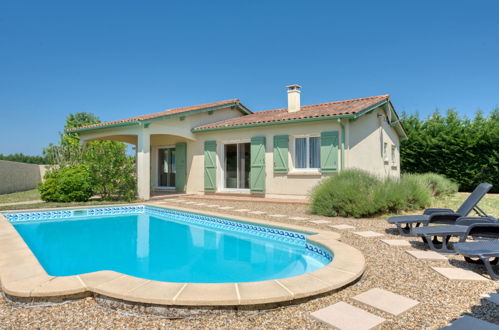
<box><xmin>0</xmin><ymin>203</ymin><xmax>366</xmax><ymax>307</ymax></box>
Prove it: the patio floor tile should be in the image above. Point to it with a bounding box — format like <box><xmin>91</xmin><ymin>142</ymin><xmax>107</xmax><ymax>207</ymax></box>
<box><xmin>269</xmin><ymin>214</ymin><xmax>287</xmax><ymax>218</ymax></box>
<box><xmin>405</xmin><ymin>250</ymin><xmax>448</xmax><ymax>260</ymax></box>
<box><xmin>183</xmin><ymin>201</ymin><xmax>197</xmax><ymax>204</ymax></box>
<box><xmin>329</xmin><ymin>224</ymin><xmax>355</xmax><ymax>230</ymax></box>
<box><xmin>352</xmin><ymin>288</ymin><xmax>419</xmax><ymax>316</ymax></box>
<box><xmin>380</xmin><ymin>239</ymin><xmax>411</xmax><ymax>247</ymax></box>
<box><xmin>218</xmin><ymin>206</ymin><xmax>234</xmax><ymax>210</ymax></box>
<box><xmin>310</xmin><ymin>301</ymin><xmax>386</xmax><ymax>330</ymax></box>
<box><xmin>235</xmin><ymin>209</ymin><xmax>250</xmax><ymax>212</ymax></box>
<box><xmin>309</xmin><ymin>220</ymin><xmax>331</xmax><ymax>224</ymax></box>
<box><xmin>206</xmin><ymin>204</ymin><xmax>220</xmax><ymax>208</ymax></box>
<box><xmin>353</xmin><ymin>231</ymin><xmax>383</xmax><ymax>238</ymax></box>
<box><xmin>289</xmin><ymin>217</ymin><xmax>308</xmax><ymax>221</ymax></box>
<box><xmin>432</xmin><ymin>267</ymin><xmax>489</xmax><ymax>281</ymax></box>
<box><xmin>441</xmin><ymin>315</ymin><xmax>499</xmax><ymax>330</ymax></box>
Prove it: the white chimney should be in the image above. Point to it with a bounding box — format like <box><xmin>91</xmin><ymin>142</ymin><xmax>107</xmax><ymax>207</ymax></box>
<box><xmin>287</xmin><ymin>84</ymin><xmax>301</xmax><ymax>113</ymax></box>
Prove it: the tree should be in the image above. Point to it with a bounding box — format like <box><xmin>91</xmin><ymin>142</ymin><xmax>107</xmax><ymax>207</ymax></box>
<box><xmin>400</xmin><ymin>109</ymin><xmax>498</xmax><ymax>193</ymax></box>
<box><xmin>40</xmin><ymin>112</ymin><xmax>137</xmax><ymax>201</ymax></box>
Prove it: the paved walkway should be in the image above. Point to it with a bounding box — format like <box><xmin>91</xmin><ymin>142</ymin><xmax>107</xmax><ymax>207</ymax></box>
<box><xmin>0</xmin><ymin>199</ymin><xmax>42</xmax><ymax>207</ymax></box>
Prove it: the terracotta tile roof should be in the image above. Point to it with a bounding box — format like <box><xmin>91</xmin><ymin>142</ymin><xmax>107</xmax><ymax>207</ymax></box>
<box><xmin>193</xmin><ymin>94</ymin><xmax>390</xmax><ymax>131</ymax></box>
<box><xmin>68</xmin><ymin>99</ymin><xmax>245</xmax><ymax>132</ymax></box>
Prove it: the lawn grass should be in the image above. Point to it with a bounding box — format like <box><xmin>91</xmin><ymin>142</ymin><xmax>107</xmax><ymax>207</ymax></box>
<box><xmin>0</xmin><ymin>189</ymin><xmax>40</xmax><ymax>204</ymax></box>
<box><xmin>431</xmin><ymin>192</ymin><xmax>499</xmax><ymax>216</ymax></box>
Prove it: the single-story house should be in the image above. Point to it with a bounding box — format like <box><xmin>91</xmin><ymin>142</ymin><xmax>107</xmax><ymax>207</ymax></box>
<box><xmin>70</xmin><ymin>85</ymin><xmax>406</xmax><ymax>200</ymax></box>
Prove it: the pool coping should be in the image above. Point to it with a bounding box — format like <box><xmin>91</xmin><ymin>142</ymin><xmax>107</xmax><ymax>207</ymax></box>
<box><xmin>0</xmin><ymin>203</ymin><xmax>366</xmax><ymax>307</ymax></box>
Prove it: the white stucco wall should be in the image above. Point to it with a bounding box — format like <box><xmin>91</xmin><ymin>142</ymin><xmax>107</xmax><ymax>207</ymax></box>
<box><xmin>0</xmin><ymin>160</ymin><xmax>46</xmax><ymax>194</ymax></box>
<box><xmin>347</xmin><ymin>107</ymin><xmax>400</xmax><ymax>179</ymax></box>
<box><xmin>187</xmin><ymin>119</ymin><xmax>344</xmax><ymax>199</ymax></box>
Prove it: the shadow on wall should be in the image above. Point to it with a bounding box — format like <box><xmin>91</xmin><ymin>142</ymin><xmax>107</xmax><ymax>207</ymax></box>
<box><xmin>0</xmin><ymin>160</ymin><xmax>47</xmax><ymax>194</ymax></box>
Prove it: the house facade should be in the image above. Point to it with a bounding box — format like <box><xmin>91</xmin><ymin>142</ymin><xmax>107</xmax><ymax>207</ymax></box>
<box><xmin>70</xmin><ymin>85</ymin><xmax>406</xmax><ymax>200</ymax></box>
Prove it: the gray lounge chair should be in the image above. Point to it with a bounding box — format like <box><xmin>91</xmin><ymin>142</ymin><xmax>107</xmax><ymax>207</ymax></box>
<box><xmin>387</xmin><ymin>183</ymin><xmax>493</xmax><ymax>236</ymax></box>
<box><xmin>454</xmin><ymin>239</ymin><xmax>499</xmax><ymax>281</ymax></box>
<box><xmin>412</xmin><ymin>217</ymin><xmax>498</xmax><ymax>253</ymax></box>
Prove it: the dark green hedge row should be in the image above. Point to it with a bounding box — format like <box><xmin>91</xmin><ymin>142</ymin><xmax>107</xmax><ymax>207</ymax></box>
<box><xmin>400</xmin><ymin>109</ymin><xmax>498</xmax><ymax>193</ymax></box>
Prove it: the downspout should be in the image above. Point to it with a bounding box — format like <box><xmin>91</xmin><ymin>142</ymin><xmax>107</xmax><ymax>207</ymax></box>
<box><xmin>337</xmin><ymin>119</ymin><xmax>345</xmax><ymax>170</ymax></box>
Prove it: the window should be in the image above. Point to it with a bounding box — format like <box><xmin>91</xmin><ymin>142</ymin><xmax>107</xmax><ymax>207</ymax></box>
<box><xmin>383</xmin><ymin>142</ymin><xmax>388</xmax><ymax>162</ymax></box>
<box><xmin>391</xmin><ymin>145</ymin><xmax>397</xmax><ymax>164</ymax></box>
<box><xmin>294</xmin><ymin>136</ymin><xmax>320</xmax><ymax>170</ymax></box>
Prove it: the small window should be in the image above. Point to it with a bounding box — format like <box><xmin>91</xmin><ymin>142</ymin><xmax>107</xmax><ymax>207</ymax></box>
<box><xmin>391</xmin><ymin>145</ymin><xmax>397</xmax><ymax>164</ymax></box>
<box><xmin>294</xmin><ymin>136</ymin><xmax>320</xmax><ymax>169</ymax></box>
<box><xmin>383</xmin><ymin>142</ymin><xmax>388</xmax><ymax>162</ymax></box>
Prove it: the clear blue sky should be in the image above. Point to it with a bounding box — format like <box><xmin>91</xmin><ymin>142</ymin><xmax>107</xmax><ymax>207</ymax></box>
<box><xmin>1</xmin><ymin>0</ymin><xmax>498</xmax><ymax>155</ymax></box>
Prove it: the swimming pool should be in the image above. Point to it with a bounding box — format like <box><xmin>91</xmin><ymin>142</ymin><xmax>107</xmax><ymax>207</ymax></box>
<box><xmin>5</xmin><ymin>205</ymin><xmax>332</xmax><ymax>283</ymax></box>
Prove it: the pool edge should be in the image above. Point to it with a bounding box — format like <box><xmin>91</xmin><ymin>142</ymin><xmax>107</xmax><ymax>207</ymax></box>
<box><xmin>0</xmin><ymin>203</ymin><xmax>366</xmax><ymax>306</ymax></box>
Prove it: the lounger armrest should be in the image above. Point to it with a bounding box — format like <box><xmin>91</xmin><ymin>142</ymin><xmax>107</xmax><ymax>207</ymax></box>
<box><xmin>428</xmin><ymin>212</ymin><xmax>461</xmax><ymax>224</ymax></box>
<box><xmin>456</xmin><ymin>217</ymin><xmax>496</xmax><ymax>226</ymax></box>
<box><xmin>424</xmin><ymin>208</ymin><xmax>454</xmax><ymax>215</ymax></box>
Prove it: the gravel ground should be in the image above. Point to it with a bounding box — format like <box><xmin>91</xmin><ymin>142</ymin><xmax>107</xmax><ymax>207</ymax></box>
<box><xmin>1</xmin><ymin>197</ymin><xmax>498</xmax><ymax>329</ymax></box>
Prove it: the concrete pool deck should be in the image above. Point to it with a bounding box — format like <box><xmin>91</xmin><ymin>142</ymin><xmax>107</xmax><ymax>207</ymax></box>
<box><xmin>0</xmin><ymin>203</ymin><xmax>365</xmax><ymax>307</ymax></box>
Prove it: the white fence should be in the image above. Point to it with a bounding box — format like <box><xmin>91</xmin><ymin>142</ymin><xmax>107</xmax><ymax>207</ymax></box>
<box><xmin>0</xmin><ymin>160</ymin><xmax>47</xmax><ymax>194</ymax></box>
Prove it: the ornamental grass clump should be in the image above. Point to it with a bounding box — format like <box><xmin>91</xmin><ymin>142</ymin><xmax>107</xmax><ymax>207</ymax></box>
<box><xmin>310</xmin><ymin>169</ymin><xmax>439</xmax><ymax>218</ymax></box>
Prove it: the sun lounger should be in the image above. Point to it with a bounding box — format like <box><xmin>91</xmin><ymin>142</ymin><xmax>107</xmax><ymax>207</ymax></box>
<box><xmin>387</xmin><ymin>183</ymin><xmax>493</xmax><ymax>236</ymax></box>
<box><xmin>411</xmin><ymin>217</ymin><xmax>498</xmax><ymax>253</ymax></box>
<box><xmin>453</xmin><ymin>240</ymin><xmax>499</xmax><ymax>281</ymax></box>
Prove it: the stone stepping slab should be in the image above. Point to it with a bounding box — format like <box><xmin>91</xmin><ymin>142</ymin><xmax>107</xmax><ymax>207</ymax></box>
<box><xmin>353</xmin><ymin>231</ymin><xmax>383</xmax><ymax>238</ymax></box>
<box><xmin>441</xmin><ymin>315</ymin><xmax>499</xmax><ymax>330</ymax></box>
<box><xmin>329</xmin><ymin>224</ymin><xmax>355</xmax><ymax>230</ymax></box>
<box><xmin>310</xmin><ymin>301</ymin><xmax>385</xmax><ymax>330</ymax></box>
<box><xmin>432</xmin><ymin>267</ymin><xmax>488</xmax><ymax>281</ymax></box>
<box><xmin>352</xmin><ymin>288</ymin><xmax>419</xmax><ymax>316</ymax></box>
<box><xmin>380</xmin><ymin>239</ymin><xmax>411</xmax><ymax>247</ymax></box>
<box><xmin>405</xmin><ymin>250</ymin><xmax>448</xmax><ymax>261</ymax></box>
<box><xmin>289</xmin><ymin>217</ymin><xmax>308</xmax><ymax>221</ymax></box>
<box><xmin>309</xmin><ymin>220</ymin><xmax>331</xmax><ymax>224</ymax></box>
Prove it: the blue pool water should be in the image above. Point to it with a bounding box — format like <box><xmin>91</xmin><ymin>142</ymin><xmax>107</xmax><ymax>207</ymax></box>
<box><xmin>5</xmin><ymin>206</ymin><xmax>332</xmax><ymax>283</ymax></box>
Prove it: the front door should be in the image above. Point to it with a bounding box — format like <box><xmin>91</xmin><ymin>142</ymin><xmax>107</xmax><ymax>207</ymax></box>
<box><xmin>158</xmin><ymin>147</ymin><xmax>176</xmax><ymax>189</ymax></box>
<box><xmin>224</xmin><ymin>143</ymin><xmax>250</xmax><ymax>190</ymax></box>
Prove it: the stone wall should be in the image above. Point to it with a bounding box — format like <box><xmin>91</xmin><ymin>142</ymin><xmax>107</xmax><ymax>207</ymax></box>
<box><xmin>0</xmin><ymin>160</ymin><xmax>47</xmax><ymax>194</ymax></box>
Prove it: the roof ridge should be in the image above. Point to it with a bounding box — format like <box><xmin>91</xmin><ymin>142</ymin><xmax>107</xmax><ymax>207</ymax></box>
<box><xmin>242</xmin><ymin>94</ymin><xmax>389</xmax><ymax>114</ymax></box>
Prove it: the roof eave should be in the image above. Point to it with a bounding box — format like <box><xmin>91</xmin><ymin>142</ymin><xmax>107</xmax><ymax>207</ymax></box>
<box><xmin>68</xmin><ymin>101</ymin><xmax>247</xmax><ymax>134</ymax></box>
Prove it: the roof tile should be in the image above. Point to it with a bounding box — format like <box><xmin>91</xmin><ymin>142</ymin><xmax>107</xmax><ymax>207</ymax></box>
<box><xmin>68</xmin><ymin>99</ymin><xmax>241</xmax><ymax>132</ymax></box>
<box><xmin>192</xmin><ymin>94</ymin><xmax>389</xmax><ymax>131</ymax></box>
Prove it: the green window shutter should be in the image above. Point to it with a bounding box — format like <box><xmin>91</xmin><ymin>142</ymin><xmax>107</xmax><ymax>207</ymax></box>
<box><xmin>273</xmin><ymin>135</ymin><xmax>289</xmax><ymax>173</ymax></box>
<box><xmin>250</xmin><ymin>136</ymin><xmax>266</xmax><ymax>193</ymax></box>
<box><xmin>175</xmin><ymin>142</ymin><xmax>187</xmax><ymax>192</ymax></box>
<box><xmin>320</xmin><ymin>131</ymin><xmax>339</xmax><ymax>172</ymax></box>
<box><xmin>204</xmin><ymin>140</ymin><xmax>217</xmax><ymax>192</ymax></box>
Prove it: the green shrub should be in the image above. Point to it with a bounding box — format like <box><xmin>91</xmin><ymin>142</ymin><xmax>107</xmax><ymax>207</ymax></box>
<box><xmin>310</xmin><ymin>169</ymin><xmax>435</xmax><ymax>218</ymax></box>
<box><xmin>408</xmin><ymin>173</ymin><xmax>459</xmax><ymax>197</ymax></box>
<box><xmin>38</xmin><ymin>165</ymin><xmax>93</xmax><ymax>202</ymax></box>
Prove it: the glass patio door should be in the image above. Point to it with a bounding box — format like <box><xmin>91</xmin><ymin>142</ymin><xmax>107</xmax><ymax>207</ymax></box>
<box><xmin>158</xmin><ymin>147</ymin><xmax>176</xmax><ymax>188</ymax></box>
<box><xmin>224</xmin><ymin>143</ymin><xmax>250</xmax><ymax>189</ymax></box>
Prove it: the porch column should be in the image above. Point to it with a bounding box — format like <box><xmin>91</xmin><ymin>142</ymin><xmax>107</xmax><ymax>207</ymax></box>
<box><xmin>137</xmin><ymin>131</ymin><xmax>151</xmax><ymax>200</ymax></box>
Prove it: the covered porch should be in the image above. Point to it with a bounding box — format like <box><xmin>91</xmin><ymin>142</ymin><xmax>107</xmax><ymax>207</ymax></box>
<box><xmin>80</xmin><ymin>130</ymin><xmax>191</xmax><ymax>200</ymax></box>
